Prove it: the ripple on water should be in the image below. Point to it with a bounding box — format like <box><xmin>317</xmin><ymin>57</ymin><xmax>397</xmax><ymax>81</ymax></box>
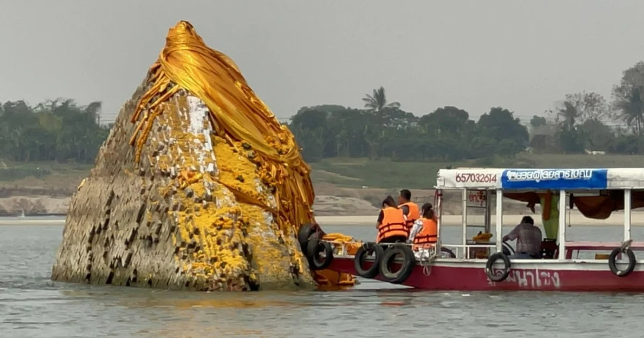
<box><xmin>1</xmin><ymin>222</ymin><xmax>643</xmax><ymax>337</ymax></box>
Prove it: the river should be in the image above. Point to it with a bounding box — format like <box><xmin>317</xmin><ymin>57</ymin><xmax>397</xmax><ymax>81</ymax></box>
<box><xmin>1</xmin><ymin>217</ymin><xmax>643</xmax><ymax>337</ymax></box>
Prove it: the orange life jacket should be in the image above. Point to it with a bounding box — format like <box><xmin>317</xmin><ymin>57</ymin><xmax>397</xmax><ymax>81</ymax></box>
<box><xmin>376</xmin><ymin>207</ymin><xmax>408</xmax><ymax>243</ymax></box>
<box><xmin>400</xmin><ymin>201</ymin><xmax>420</xmax><ymax>232</ymax></box>
<box><xmin>412</xmin><ymin>217</ymin><xmax>438</xmax><ymax>250</ymax></box>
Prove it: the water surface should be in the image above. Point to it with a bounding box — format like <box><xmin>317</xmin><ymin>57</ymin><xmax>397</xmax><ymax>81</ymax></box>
<box><xmin>0</xmin><ymin>218</ymin><xmax>642</xmax><ymax>337</ymax></box>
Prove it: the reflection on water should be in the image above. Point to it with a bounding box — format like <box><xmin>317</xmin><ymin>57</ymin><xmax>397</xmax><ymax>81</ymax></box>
<box><xmin>0</xmin><ymin>220</ymin><xmax>643</xmax><ymax>337</ymax></box>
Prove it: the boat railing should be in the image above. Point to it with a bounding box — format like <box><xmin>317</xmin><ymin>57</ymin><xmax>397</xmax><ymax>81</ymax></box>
<box><xmin>322</xmin><ymin>240</ymin><xmax>498</xmax><ymax>261</ymax></box>
<box><xmin>441</xmin><ymin>243</ymin><xmax>497</xmax><ymax>259</ymax></box>
<box><xmin>323</xmin><ymin>240</ymin><xmax>438</xmax><ymax>258</ymax></box>
<box><xmin>322</xmin><ymin>239</ymin><xmax>638</xmax><ymax>264</ymax></box>
<box><xmin>323</xmin><ymin>240</ymin><xmax>362</xmax><ymax>257</ymax></box>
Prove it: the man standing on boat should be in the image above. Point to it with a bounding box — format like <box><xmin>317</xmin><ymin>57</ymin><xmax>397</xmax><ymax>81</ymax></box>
<box><xmin>502</xmin><ymin>216</ymin><xmax>543</xmax><ymax>259</ymax></box>
<box><xmin>398</xmin><ymin>189</ymin><xmax>420</xmax><ymax>236</ymax></box>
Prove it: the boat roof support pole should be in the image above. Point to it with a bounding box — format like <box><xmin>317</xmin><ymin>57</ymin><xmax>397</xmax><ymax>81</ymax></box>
<box><xmin>485</xmin><ymin>190</ymin><xmax>492</xmax><ymax>234</ymax></box>
<box><xmin>495</xmin><ymin>189</ymin><xmax>503</xmax><ymax>254</ymax></box>
<box><xmin>436</xmin><ymin>189</ymin><xmax>442</xmax><ymax>255</ymax></box>
<box><xmin>624</xmin><ymin>189</ymin><xmax>632</xmax><ymax>242</ymax></box>
<box><xmin>558</xmin><ymin>190</ymin><xmax>567</xmax><ymax>260</ymax></box>
<box><xmin>462</xmin><ymin>189</ymin><xmax>468</xmax><ymax>259</ymax></box>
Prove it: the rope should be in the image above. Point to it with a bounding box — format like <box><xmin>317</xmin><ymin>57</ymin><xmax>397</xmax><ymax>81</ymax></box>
<box><xmin>419</xmin><ymin>248</ymin><xmax>438</xmax><ymax>276</ymax></box>
<box><xmin>621</xmin><ymin>239</ymin><xmax>633</xmax><ymax>251</ymax></box>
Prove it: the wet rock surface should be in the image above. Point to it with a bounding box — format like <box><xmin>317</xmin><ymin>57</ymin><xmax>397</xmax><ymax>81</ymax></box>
<box><xmin>51</xmin><ymin>22</ymin><xmax>317</xmax><ymax>291</ymax></box>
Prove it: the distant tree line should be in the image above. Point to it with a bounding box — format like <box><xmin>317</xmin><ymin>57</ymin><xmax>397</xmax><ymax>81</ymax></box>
<box><xmin>2</xmin><ymin>61</ymin><xmax>644</xmax><ymax>165</ymax></box>
<box><xmin>289</xmin><ymin>61</ymin><xmax>644</xmax><ymax>162</ymax></box>
<box><xmin>0</xmin><ymin>99</ymin><xmax>110</xmax><ymax>163</ymax></box>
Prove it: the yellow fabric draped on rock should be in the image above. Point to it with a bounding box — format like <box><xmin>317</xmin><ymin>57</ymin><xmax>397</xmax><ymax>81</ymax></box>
<box><xmin>130</xmin><ymin>21</ymin><xmax>315</xmax><ymax>231</ymax></box>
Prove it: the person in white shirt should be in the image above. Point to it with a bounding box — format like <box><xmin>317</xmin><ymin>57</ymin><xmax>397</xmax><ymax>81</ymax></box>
<box><xmin>408</xmin><ymin>202</ymin><xmax>433</xmax><ymax>243</ymax></box>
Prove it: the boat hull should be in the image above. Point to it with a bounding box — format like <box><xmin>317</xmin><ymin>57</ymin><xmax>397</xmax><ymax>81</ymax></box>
<box><xmin>327</xmin><ymin>257</ymin><xmax>644</xmax><ymax>291</ymax></box>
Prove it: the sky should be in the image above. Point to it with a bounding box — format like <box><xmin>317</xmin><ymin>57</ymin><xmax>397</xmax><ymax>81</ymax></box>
<box><xmin>1</xmin><ymin>0</ymin><xmax>644</xmax><ymax>125</ymax></box>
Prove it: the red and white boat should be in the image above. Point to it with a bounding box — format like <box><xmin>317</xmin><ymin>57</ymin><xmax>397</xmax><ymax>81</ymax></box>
<box><xmin>306</xmin><ymin>168</ymin><xmax>644</xmax><ymax>291</ymax></box>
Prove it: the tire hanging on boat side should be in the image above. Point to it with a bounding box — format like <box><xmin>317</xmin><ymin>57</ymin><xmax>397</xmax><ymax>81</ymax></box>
<box><xmin>608</xmin><ymin>247</ymin><xmax>636</xmax><ymax>277</ymax></box>
<box><xmin>298</xmin><ymin>223</ymin><xmax>315</xmax><ymax>251</ymax></box>
<box><xmin>306</xmin><ymin>239</ymin><xmax>334</xmax><ymax>270</ymax></box>
<box><xmin>486</xmin><ymin>252</ymin><xmax>511</xmax><ymax>282</ymax></box>
<box><xmin>353</xmin><ymin>242</ymin><xmax>384</xmax><ymax>278</ymax></box>
<box><xmin>378</xmin><ymin>243</ymin><xmax>416</xmax><ymax>284</ymax></box>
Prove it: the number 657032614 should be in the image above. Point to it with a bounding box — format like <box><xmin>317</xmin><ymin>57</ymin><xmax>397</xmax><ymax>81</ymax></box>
<box><xmin>455</xmin><ymin>173</ymin><xmax>497</xmax><ymax>183</ymax></box>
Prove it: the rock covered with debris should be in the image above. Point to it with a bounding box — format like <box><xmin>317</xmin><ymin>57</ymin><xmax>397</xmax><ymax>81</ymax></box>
<box><xmin>50</xmin><ymin>21</ymin><xmax>319</xmax><ymax>291</ymax></box>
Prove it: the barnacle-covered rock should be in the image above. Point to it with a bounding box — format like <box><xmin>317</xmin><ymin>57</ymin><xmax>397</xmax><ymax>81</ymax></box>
<box><xmin>50</xmin><ymin>21</ymin><xmax>352</xmax><ymax>291</ymax></box>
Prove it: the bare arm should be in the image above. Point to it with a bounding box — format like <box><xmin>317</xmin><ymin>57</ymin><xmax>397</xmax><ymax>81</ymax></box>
<box><xmin>401</xmin><ymin>205</ymin><xmax>410</xmax><ymax>217</ymax></box>
<box><xmin>376</xmin><ymin>210</ymin><xmax>383</xmax><ymax>229</ymax></box>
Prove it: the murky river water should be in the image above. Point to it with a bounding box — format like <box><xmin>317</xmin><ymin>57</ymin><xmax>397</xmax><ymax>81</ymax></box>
<box><xmin>1</xmin><ymin>217</ymin><xmax>644</xmax><ymax>337</ymax></box>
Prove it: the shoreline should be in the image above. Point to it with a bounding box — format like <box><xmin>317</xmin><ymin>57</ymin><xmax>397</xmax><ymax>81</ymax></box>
<box><xmin>317</xmin><ymin>213</ymin><xmax>644</xmax><ymax>227</ymax></box>
<box><xmin>3</xmin><ymin>211</ymin><xmax>644</xmax><ymax>227</ymax></box>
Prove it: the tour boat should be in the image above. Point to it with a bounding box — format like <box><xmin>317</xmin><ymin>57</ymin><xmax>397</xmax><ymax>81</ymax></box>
<box><xmin>304</xmin><ymin>168</ymin><xmax>644</xmax><ymax>291</ymax></box>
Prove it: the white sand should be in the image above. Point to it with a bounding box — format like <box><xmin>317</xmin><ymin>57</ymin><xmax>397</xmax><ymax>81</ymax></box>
<box><xmin>0</xmin><ymin>218</ymin><xmax>66</xmax><ymax>226</ymax></box>
<box><xmin>317</xmin><ymin>210</ymin><xmax>644</xmax><ymax>227</ymax></box>
<box><xmin>2</xmin><ymin>210</ymin><xmax>644</xmax><ymax>227</ymax></box>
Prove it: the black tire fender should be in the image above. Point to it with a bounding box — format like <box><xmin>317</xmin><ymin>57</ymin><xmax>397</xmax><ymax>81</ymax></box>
<box><xmin>486</xmin><ymin>252</ymin><xmax>511</xmax><ymax>282</ymax></box>
<box><xmin>441</xmin><ymin>247</ymin><xmax>456</xmax><ymax>258</ymax></box>
<box><xmin>609</xmin><ymin>247</ymin><xmax>636</xmax><ymax>277</ymax></box>
<box><xmin>306</xmin><ymin>239</ymin><xmax>334</xmax><ymax>270</ymax></box>
<box><xmin>353</xmin><ymin>242</ymin><xmax>384</xmax><ymax>278</ymax></box>
<box><xmin>298</xmin><ymin>223</ymin><xmax>315</xmax><ymax>251</ymax></box>
<box><xmin>379</xmin><ymin>244</ymin><xmax>416</xmax><ymax>284</ymax></box>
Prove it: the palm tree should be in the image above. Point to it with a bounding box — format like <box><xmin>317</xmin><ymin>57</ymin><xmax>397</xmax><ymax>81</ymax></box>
<box><xmin>362</xmin><ymin>86</ymin><xmax>400</xmax><ymax>112</ymax></box>
<box><xmin>614</xmin><ymin>86</ymin><xmax>644</xmax><ymax>136</ymax></box>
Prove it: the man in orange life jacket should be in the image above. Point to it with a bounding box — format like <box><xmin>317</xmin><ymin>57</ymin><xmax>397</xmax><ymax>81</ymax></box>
<box><xmin>398</xmin><ymin>189</ymin><xmax>420</xmax><ymax>234</ymax></box>
<box><xmin>408</xmin><ymin>203</ymin><xmax>438</xmax><ymax>250</ymax></box>
<box><xmin>376</xmin><ymin>195</ymin><xmax>408</xmax><ymax>244</ymax></box>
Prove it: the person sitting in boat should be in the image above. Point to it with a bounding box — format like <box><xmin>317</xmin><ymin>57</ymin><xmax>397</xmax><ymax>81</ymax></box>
<box><xmin>409</xmin><ymin>203</ymin><xmax>438</xmax><ymax>250</ymax></box>
<box><xmin>398</xmin><ymin>189</ymin><xmax>420</xmax><ymax>234</ymax></box>
<box><xmin>502</xmin><ymin>216</ymin><xmax>543</xmax><ymax>259</ymax></box>
<box><xmin>376</xmin><ymin>195</ymin><xmax>408</xmax><ymax>244</ymax></box>
<box><xmin>422</xmin><ymin>202</ymin><xmax>437</xmax><ymax>222</ymax></box>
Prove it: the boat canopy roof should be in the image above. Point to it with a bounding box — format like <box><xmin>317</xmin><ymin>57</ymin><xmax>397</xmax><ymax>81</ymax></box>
<box><xmin>437</xmin><ymin>167</ymin><xmax>644</xmax><ymax>220</ymax></box>
<box><xmin>436</xmin><ymin>168</ymin><xmax>644</xmax><ymax>191</ymax></box>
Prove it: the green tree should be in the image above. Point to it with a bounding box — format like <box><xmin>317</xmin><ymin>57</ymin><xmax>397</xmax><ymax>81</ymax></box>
<box><xmin>612</xmin><ymin>61</ymin><xmax>644</xmax><ymax>135</ymax></box>
<box><xmin>419</xmin><ymin>106</ymin><xmax>472</xmax><ymax>137</ymax></box>
<box><xmin>530</xmin><ymin>115</ymin><xmax>547</xmax><ymax>129</ymax></box>
<box><xmin>0</xmin><ymin>98</ymin><xmax>109</xmax><ymax>163</ymax></box>
<box><xmin>362</xmin><ymin>86</ymin><xmax>400</xmax><ymax>112</ymax></box>
<box><xmin>563</xmin><ymin>92</ymin><xmax>608</xmax><ymax>123</ymax></box>
<box><xmin>476</xmin><ymin>107</ymin><xmax>529</xmax><ymax>156</ymax></box>
<box><xmin>579</xmin><ymin>119</ymin><xmax>615</xmax><ymax>151</ymax></box>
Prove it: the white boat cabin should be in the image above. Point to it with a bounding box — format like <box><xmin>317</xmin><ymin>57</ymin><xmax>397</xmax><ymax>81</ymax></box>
<box><xmin>434</xmin><ymin>168</ymin><xmax>644</xmax><ymax>262</ymax></box>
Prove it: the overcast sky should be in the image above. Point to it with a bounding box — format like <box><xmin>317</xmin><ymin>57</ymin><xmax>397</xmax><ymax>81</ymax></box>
<box><xmin>2</xmin><ymin>0</ymin><xmax>644</xmax><ymax>124</ymax></box>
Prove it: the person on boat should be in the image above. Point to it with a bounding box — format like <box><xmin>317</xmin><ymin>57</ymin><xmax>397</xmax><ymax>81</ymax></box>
<box><xmin>376</xmin><ymin>195</ymin><xmax>408</xmax><ymax>244</ymax></box>
<box><xmin>409</xmin><ymin>203</ymin><xmax>438</xmax><ymax>250</ymax></box>
<box><xmin>502</xmin><ymin>216</ymin><xmax>543</xmax><ymax>259</ymax></box>
<box><xmin>421</xmin><ymin>202</ymin><xmax>438</xmax><ymax>222</ymax></box>
<box><xmin>398</xmin><ymin>189</ymin><xmax>420</xmax><ymax>233</ymax></box>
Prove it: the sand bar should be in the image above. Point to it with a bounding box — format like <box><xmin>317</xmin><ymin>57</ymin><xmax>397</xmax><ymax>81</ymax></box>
<box><xmin>0</xmin><ymin>218</ymin><xmax>66</xmax><ymax>226</ymax></box>
<box><xmin>2</xmin><ymin>211</ymin><xmax>644</xmax><ymax>227</ymax></box>
<box><xmin>316</xmin><ymin>211</ymin><xmax>644</xmax><ymax>227</ymax></box>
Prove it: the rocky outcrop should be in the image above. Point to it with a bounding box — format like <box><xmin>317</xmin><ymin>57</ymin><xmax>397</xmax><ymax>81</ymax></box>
<box><xmin>51</xmin><ymin>21</ymin><xmax>320</xmax><ymax>291</ymax></box>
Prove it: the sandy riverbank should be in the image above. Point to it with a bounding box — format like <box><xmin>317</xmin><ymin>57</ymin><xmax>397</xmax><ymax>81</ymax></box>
<box><xmin>3</xmin><ymin>211</ymin><xmax>644</xmax><ymax>227</ymax></box>
<box><xmin>318</xmin><ymin>211</ymin><xmax>644</xmax><ymax>227</ymax></box>
<box><xmin>0</xmin><ymin>192</ymin><xmax>529</xmax><ymax>217</ymax></box>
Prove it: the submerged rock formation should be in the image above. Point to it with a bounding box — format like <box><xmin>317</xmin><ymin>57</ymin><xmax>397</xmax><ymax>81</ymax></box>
<box><xmin>51</xmin><ymin>21</ymin><xmax>331</xmax><ymax>291</ymax></box>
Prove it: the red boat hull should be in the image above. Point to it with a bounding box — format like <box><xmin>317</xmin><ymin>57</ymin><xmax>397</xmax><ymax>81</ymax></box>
<box><xmin>327</xmin><ymin>257</ymin><xmax>644</xmax><ymax>291</ymax></box>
